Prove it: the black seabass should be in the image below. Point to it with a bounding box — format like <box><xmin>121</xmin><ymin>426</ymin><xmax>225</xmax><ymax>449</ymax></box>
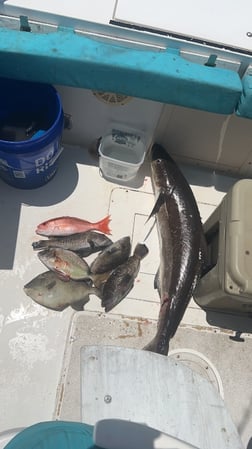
<box><xmin>144</xmin><ymin>144</ymin><xmax>205</xmax><ymax>355</ymax></box>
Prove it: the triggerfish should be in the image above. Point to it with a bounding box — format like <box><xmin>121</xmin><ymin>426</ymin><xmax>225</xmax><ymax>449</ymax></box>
<box><xmin>90</xmin><ymin>236</ymin><xmax>131</xmax><ymax>274</ymax></box>
<box><xmin>144</xmin><ymin>144</ymin><xmax>205</xmax><ymax>355</ymax></box>
<box><xmin>102</xmin><ymin>243</ymin><xmax>149</xmax><ymax>312</ymax></box>
<box><xmin>24</xmin><ymin>271</ymin><xmax>100</xmax><ymax>312</ymax></box>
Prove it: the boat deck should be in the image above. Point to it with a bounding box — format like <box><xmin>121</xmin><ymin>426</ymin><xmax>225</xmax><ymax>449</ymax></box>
<box><xmin>0</xmin><ymin>145</ymin><xmax>251</xmax><ymax>448</ymax></box>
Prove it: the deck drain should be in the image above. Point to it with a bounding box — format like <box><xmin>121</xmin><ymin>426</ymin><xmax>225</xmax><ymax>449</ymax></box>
<box><xmin>169</xmin><ymin>348</ymin><xmax>224</xmax><ymax>399</ymax></box>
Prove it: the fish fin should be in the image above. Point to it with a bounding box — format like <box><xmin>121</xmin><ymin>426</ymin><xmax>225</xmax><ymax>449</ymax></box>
<box><xmin>102</xmin><ymin>274</ymin><xmax>133</xmax><ymax>312</ymax></box>
<box><xmin>133</xmin><ymin>243</ymin><xmax>149</xmax><ymax>259</ymax></box>
<box><xmin>47</xmin><ymin>236</ymin><xmax>59</xmax><ymax>240</ymax></box>
<box><xmin>87</xmin><ymin>238</ymin><xmax>95</xmax><ymax>250</ymax></box>
<box><xmin>191</xmin><ymin>263</ymin><xmax>202</xmax><ymax>294</ymax></box>
<box><xmin>43</xmin><ymin>304</ymin><xmax>67</xmax><ymax>312</ymax></box>
<box><xmin>154</xmin><ymin>268</ymin><xmax>161</xmax><ymax>294</ymax></box>
<box><xmin>143</xmin><ymin>218</ymin><xmax>156</xmax><ymax>242</ymax></box>
<box><xmin>91</xmin><ymin>272</ymin><xmax>112</xmax><ymax>290</ymax></box>
<box><xmin>76</xmin><ymin>248</ymin><xmax>92</xmax><ymax>258</ymax></box>
<box><xmin>46</xmin><ymin>280</ymin><xmax>57</xmax><ymax>290</ymax></box>
<box><xmin>104</xmin><ymin>302</ymin><xmax>115</xmax><ymax>313</ymax></box>
<box><xmin>146</xmin><ymin>190</ymin><xmax>167</xmax><ymax>222</ymax></box>
<box><xmin>71</xmin><ymin>286</ymin><xmax>101</xmax><ymax>311</ymax></box>
<box><xmin>92</xmin><ymin>287</ymin><xmax>102</xmax><ymax>299</ymax></box>
<box><xmin>143</xmin><ymin>336</ymin><xmax>169</xmax><ymax>355</ymax></box>
<box><xmin>199</xmin><ymin>231</ymin><xmax>211</xmax><ymax>277</ymax></box>
<box><xmin>71</xmin><ymin>300</ymin><xmax>87</xmax><ymax>311</ymax></box>
<box><xmin>96</xmin><ymin>215</ymin><xmax>112</xmax><ymax>235</ymax></box>
<box><xmin>55</xmin><ymin>271</ymin><xmax>71</xmax><ymax>282</ymax></box>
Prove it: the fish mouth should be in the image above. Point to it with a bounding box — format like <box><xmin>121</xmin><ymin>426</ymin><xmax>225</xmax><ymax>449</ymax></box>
<box><xmin>151</xmin><ymin>144</ymin><xmax>168</xmax><ymax>162</ymax></box>
<box><xmin>36</xmin><ymin>228</ymin><xmax>49</xmax><ymax>236</ymax></box>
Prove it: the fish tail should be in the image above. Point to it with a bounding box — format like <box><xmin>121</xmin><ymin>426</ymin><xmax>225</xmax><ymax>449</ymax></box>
<box><xmin>143</xmin><ymin>336</ymin><xmax>170</xmax><ymax>356</ymax></box>
<box><xmin>70</xmin><ymin>286</ymin><xmax>101</xmax><ymax>311</ymax></box>
<box><xmin>32</xmin><ymin>240</ymin><xmax>48</xmax><ymax>250</ymax></box>
<box><xmin>93</xmin><ymin>286</ymin><xmax>102</xmax><ymax>299</ymax></box>
<box><xmin>71</xmin><ymin>300</ymin><xmax>87</xmax><ymax>311</ymax></box>
<box><xmin>133</xmin><ymin>243</ymin><xmax>149</xmax><ymax>259</ymax></box>
<box><xmin>103</xmin><ymin>301</ymin><xmax>115</xmax><ymax>313</ymax></box>
<box><xmin>95</xmin><ymin>215</ymin><xmax>112</xmax><ymax>235</ymax></box>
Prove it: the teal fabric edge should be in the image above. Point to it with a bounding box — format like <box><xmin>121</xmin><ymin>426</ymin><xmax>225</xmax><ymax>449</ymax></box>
<box><xmin>0</xmin><ymin>26</ymin><xmax>242</xmax><ymax>114</ymax></box>
<box><xmin>236</xmin><ymin>75</ymin><xmax>252</xmax><ymax>118</ymax></box>
<box><xmin>4</xmin><ymin>421</ymin><xmax>98</xmax><ymax>449</ymax></box>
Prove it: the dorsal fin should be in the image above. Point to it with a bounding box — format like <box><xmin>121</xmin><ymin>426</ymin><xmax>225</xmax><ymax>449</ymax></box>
<box><xmin>146</xmin><ymin>191</ymin><xmax>167</xmax><ymax>222</ymax></box>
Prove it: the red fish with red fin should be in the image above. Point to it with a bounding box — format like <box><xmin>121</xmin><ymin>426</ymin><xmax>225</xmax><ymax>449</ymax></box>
<box><xmin>36</xmin><ymin>215</ymin><xmax>111</xmax><ymax>237</ymax></box>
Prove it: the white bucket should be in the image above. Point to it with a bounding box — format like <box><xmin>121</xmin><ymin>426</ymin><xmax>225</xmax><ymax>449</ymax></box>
<box><xmin>98</xmin><ymin>128</ymin><xmax>146</xmax><ymax>182</ymax></box>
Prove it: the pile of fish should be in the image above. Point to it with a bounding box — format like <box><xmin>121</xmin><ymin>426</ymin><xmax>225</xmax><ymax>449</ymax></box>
<box><xmin>144</xmin><ymin>144</ymin><xmax>207</xmax><ymax>356</ymax></box>
<box><xmin>24</xmin><ymin>214</ymin><xmax>148</xmax><ymax>313</ymax></box>
<box><xmin>24</xmin><ymin>143</ymin><xmax>206</xmax><ymax>356</ymax></box>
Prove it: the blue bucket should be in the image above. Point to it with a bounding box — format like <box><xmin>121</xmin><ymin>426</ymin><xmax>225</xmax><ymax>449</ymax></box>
<box><xmin>0</xmin><ymin>78</ymin><xmax>64</xmax><ymax>189</ymax></box>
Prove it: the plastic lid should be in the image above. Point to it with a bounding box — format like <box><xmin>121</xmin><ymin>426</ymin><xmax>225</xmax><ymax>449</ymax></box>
<box><xmin>3</xmin><ymin>421</ymin><xmax>97</xmax><ymax>449</ymax></box>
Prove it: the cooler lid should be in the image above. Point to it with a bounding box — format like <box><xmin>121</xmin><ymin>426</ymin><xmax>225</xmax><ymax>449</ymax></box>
<box><xmin>224</xmin><ymin>179</ymin><xmax>252</xmax><ymax>296</ymax></box>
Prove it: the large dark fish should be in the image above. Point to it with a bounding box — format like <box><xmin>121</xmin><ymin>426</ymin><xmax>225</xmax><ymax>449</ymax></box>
<box><xmin>90</xmin><ymin>236</ymin><xmax>131</xmax><ymax>274</ymax></box>
<box><xmin>32</xmin><ymin>230</ymin><xmax>112</xmax><ymax>257</ymax></box>
<box><xmin>102</xmin><ymin>243</ymin><xmax>148</xmax><ymax>312</ymax></box>
<box><xmin>144</xmin><ymin>144</ymin><xmax>204</xmax><ymax>355</ymax></box>
<box><xmin>24</xmin><ymin>271</ymin><xmax>100</xmax><ymax>311</ymax></box>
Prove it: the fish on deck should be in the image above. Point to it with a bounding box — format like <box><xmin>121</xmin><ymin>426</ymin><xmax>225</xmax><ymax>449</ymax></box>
<box><xmin>37</xmin><ymin>248</ymin><xmax>92</xmax><ymax>281</ymax></box>
<box><xmin>90</xmin><ymin>236</ymin><xmax>131</xmax><ymax>274</ymax></box>
<box><xmin>24</xmin><ymin>271</ymin><xmax>100</xmax><ymax>312</ymax></box>
<box><xmin>32</xmin><ymin>230</ymin><xmax>112</xmax><ymax>257</ymax></box>
<box><xmin>144</xmin><ymin>144</ymin><xmax>205</xmax><ymax>356</ymax></box>
<box><xmin>102</xmin><ymin>243</ymin><xmax>149</xmax><ymax>313</ymax></box>
<box><xmin>36</xmin><ymin>215</ymin><xmax>111</xmax><ymax>237</ymax></box>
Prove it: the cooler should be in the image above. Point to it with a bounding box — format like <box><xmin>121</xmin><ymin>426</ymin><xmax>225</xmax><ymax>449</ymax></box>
<box><xmin>194</xmin><ymin>179</ymin><xmax>252</xmax><ymax>314</ymax></box>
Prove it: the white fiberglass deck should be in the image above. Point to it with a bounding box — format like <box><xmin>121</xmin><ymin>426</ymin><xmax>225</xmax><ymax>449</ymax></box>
<box><xmin>0</xmin><ymin>145</ymin><xmax>251</xmax><ymax>447</ymax></box>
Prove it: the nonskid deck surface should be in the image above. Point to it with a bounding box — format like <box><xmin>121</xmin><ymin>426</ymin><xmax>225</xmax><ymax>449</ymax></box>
<box><xmin>0</xmin><ymin>145</ymin><xmax>251</xmax><ymax>447</ymax></box>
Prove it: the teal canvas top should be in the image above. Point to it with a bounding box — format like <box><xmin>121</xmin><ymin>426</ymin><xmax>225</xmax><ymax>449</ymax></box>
<box><xmin>0</xmin><ymin>15</ymin><xmax>251</xmax><ymax>117</ymax></box>
<box><xmin>0</xmin><ymin>25</ymin><xmax>244</xmax><ymax>116</ymax></box>
<box><xmin>4</xmin><ymin>421</ymin><xmax>99</xmax><ymax>449</ymax></box>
